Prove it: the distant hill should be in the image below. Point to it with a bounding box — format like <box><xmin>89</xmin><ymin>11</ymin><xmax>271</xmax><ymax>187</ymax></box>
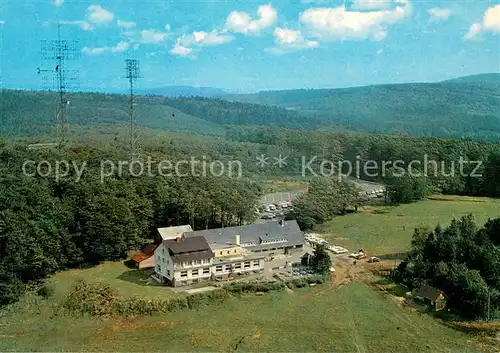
<box><xmin>2</xmin><ymin>74</ymin><xmax>500</xmax><ymax>141</ymax></box>
<box><xmin>442</xmin><ymin>73</ymin><xmax>500</xmax><ymax>85</ymax></box>
<box><xmin>226</xmin><ymin>74</ymin><xmax>500</xmax><ymax>141</ymax></box>
<box><xmin>0</xmin><ymin>90</ymin><xmax>322</xmax><ymax>138</ymax></box>
<box><xmin>137</xmin><ymin>86</ymin><xmax>230</xmax><ymax>98</ymax></box>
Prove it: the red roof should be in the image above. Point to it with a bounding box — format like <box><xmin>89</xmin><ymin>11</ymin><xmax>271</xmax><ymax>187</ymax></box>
<box><xmin>131</xmin><ymin>244</ymin><xmax>157</xmax><ymax>263</ymax></box>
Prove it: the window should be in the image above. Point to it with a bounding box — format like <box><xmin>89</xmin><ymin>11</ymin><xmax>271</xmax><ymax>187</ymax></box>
<box><xmin>234</xmin><ymin>249</ymin><xmax>237</xmax><ymax>253</ymax></box>
<box><xmin>253</xmin><ymin>260</ymin><xmax>260</xmax><ymax>267</ymax></box>
<box><xmin>166</xmin><ymin>269</ymin><xmax>170</xmax><ymax>277</ymax></box>
<box><xmin>219</xmin><ymin>251</ymin><xmax>223</xmax><ymax>256</ymax></box>
<box><xmin>216</xmin><ymin>265</ymin><xmax>223</xmax><ymax>272</ymax></box>
<box><xmin>162</xmin><ymin>248</ymin><xmax>165</xmax><ymax>254</ymax></box>
<box><xmin>203</xmin><ymin>268</ymin><xmax>210</xmax><ymax>274</ymax></box>
<box><xmin>156</xmin><ymin>264</ymin><xmax>161</xmax><ymax>272</ymax></box>
<box><xmin>192</xmin><ymin>269</ymin><xmax>199</xmax><ymax>277</ymax></box>
<box><xmin>157</xmin><ymin>255</ymin><xmax>161</xmax><ymax>261</ymax></box>
<box><xmin>166</xmin><ymin>259</ymin><xmax>169</xmax><ymax>265</ymax></box>
<box><xmin>234</xmin><ymin>263</ymin><xmax>241</xmax><ymax>269</ymax></box>
<box><xmin>227</xmin><ymin>251</ymin><xmax>230</xmax><ymax>255</ymax></box>
<box><xmin>181</xmin><ymin>271</ymin><xmax>188</xmax><ymax>278</ymax></box>
<box><xmin>162</xmin><ymin>258</ymin><xmax>165</xmax><ymax>263</ymax></box>
<box><xmin>244</xmin><ymin>261</ymin><xmax>250</xmax><ymax>268</ymax></box>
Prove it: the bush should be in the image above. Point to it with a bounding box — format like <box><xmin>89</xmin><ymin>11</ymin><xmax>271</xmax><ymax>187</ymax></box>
<box><xmin>36</xmin><ymin>282</ymin><xmax>54</xmax><ymax>299</ymax></box>
<box><xmin>61</xmin><ymin>279</ymin><xmax>120</xmax><ymax>317</ymax></box>
<box><xmin>286</xmin><ymin>274</ymin><xmax>329</xmax><ymax>288</ymax></box>
<box><xmin>226</xmin><ymin>280</ymin><xmax>285</xmax><ymax>293</ymax></box>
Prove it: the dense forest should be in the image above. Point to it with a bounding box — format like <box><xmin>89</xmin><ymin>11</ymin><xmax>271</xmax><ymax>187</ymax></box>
<box><xmin>0</xmin><ymin>142</ymin><xmax>262</xmax><ymax>305</ymax></box>
<box><xmin>393</xmin><ymin>215</ymin><xmax>500</xmax><ymax>320</ymax></box>
<box><xmin>2</xmin><ymin>73</ymin><xmax>500</xmax><ymax>140</ymax></box>
<box><xmin>228</xmin><ymin>74</ymin><xmax>500</xmax><ymax>141</ymax></box>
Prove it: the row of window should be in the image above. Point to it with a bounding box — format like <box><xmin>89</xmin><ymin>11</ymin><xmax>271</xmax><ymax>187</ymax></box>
<box><xmin>181</xmin><ymin>258</ymin><xmax>210</xmax><ymax>267</ymax></box>
<box><xmin>219</xmin><ymin>249</ymin><xmax>239</xmax><ymax>256</ymax></box>
<box><xmin>215</xmin><ymin>260</ymin><xmax>261</xmax><ymax>272</ymax></box>
<box><xmin>240</xmin><ymin>242</ymin><xmax>257</xmax><ymax>247</ymax></box>
<box><xmin>260</xmin><ymin>237</ymin><xmax>288</xmax><ymax>245</ymax></box>
<box><xmin>180</xmin><ymin>268</ymin><xmax>210</xmax><ymax>278</ymax></box>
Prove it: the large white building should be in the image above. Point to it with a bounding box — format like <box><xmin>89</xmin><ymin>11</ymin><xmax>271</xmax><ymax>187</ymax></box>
<box><xmin>152</xmin><ymin>220</ymin><xmax>305</xmax><ymax>287</ymax></box>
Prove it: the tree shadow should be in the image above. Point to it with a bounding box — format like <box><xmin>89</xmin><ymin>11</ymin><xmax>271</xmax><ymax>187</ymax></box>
<box><xmin>371</xmin><ymin>277</ymin><xmax>409</xmax><ymax>297</ymax></box>
<box><xmin>375</xmin><ymin>252</ymin><xmax>409</xmax><ymax>261</ymax></box>
<box><xmin>116</xmin><ymin>269</ymin><xmax>157</xmax><ymax>286</ymax></box>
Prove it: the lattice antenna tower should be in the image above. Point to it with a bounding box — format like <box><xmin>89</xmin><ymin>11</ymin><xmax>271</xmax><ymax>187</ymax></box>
<box><xmin>125</xmin><ymin>59</ymin><xmax>140</xmax><ymax>161</ymax></box>
<box><xmin>38</xmin><ymin>22</ymin><xmax>80</xmax><ymax>150</ymax></box>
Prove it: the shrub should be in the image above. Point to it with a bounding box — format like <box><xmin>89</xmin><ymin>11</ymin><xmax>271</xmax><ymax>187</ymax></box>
<box><xmin>226</xmin><ymin>280</ymin><xmax>285</xmax><ymax>293</ymax></box>
<box><xmin>36</xmin><ymin>282</ymin><xmax>54</xmax><ymax>299</ymax></box>
<box><xmin>286</xmin><ymin>274</ymin><xmax>329</xmax><ymax>288</ymax></box>
<box><xmin>61</xmin><ymin>279</ymin><xmax>119</xmax><ymax>317</ymax></box>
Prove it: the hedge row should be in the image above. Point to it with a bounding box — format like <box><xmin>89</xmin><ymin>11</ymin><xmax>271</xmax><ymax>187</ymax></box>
<box><xmin>285</xmin><ymin>274</ymin><xmax>330</xmax><ymax>288</ymax></box>
<box><xmin>61</xmin><ymin>278</ymin><xmax>287</xmax><ymax>317</ymax></box>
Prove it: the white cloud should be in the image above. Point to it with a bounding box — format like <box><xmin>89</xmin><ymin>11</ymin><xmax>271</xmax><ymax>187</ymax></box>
<box><xmin>191</xmin><ymin>31</ymin><xmax>234</xmax><ymax>46</ymax></box>
<box><xmin>170</xmin><ymin>30</ymin><xmax>233</xmax><ymax>57</ymax></box>
<box><xmin>0</xmin><ymin>20</ymin><xmax>4</xmax><ymax>25</ymax></box>
<box><xmin>427</xmin><ymin>8</ymin><xmax>451</xmax><ymax>22</ymax></box>
<box><xmin>300</xmin><ymin>0</ymin><xmax>412</xmax><ymax>41</ymax></box>
<box><xmin>86</xmin><ymin>5</ymin><xmax>114</xmax><ymax>25</ymax></box>
<box><xmin>267</xmin><ymin>27</ymin><xmax>319</xmax><ymax>54</ymax></box>
<box><xmin>225</xmin><ymin>4</ymin><xmax>277</xmax><ymax>35</ymax></box>
<box><xmin>139</xmin><ymin>29</ymin><xmax>168</xmax><ymax>44</ymax></box>
<box><xmin>377</xmin><ymin>48</ymin><xmax>383</xmax><ymax>55</ymax></box>
<box><xmin>484</xmin><ymin>4</ymin><xmax>500</xmax><ymax>32</ymax></box>
<box><xmin>351</xmin><ymin>0</ymin><xmax>391</xmax><ymax>11</ymax></box>
<box><xmin>170</xmin><ymin>42</ymin><xmax>193</xmax><ymax>57</ymax></box>
<box><xmin>60</xmin><ymin>20</ymin><xmax>93</xmax><ymax>31</ymax></box>
<box><xmin>165</xmin><ymin>24</ymin><xmax>171</xmax><ymax>31</ymax></box>
<box><xmin>82</xmin><ymin>41</ymin><xmax>130</xmax><ymax>55</ymax></box>
<box><xmin>463</xmin><ymin>4</ymin><xmax>500</xmax><ymax>40</ymax></box>
<box><xmin>51</xmin><ymin>0</ymin><xmax>64</xmax><ymax>7</ymax></box>
<box><xmin>464</xmin><ymin>23</ymin><xmax>482</xmax><ymax>40</ymax></box>
<box><xmin>117</xmin><ymin>20</ymin><xmax>136</xmax><ymax>29</ymax></box>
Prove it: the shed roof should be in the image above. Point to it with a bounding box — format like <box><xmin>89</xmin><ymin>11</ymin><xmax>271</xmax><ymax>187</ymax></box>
<box><xmin>131</xmin><ymin>244</ymin><xmax>157</xmax><ymax>263</ymax></box>
<box><xmin>157</xmin><ymin>225</ymin><xmax>193</xmax><ymax>240</ymax></box>
<box><xmin>185</xmin><ymin>220</ymin><xmax>304</xmax><ymax>252</ymax></box>
<box><xmin>413</xmin><ymin>284</ymin><xmax>444</xmax><ymax>303</ymax></box>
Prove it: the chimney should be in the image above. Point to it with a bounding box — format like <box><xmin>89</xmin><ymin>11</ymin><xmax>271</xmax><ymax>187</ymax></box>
<box><xmin>235</xmin><ymin>234</ymin><xmax>240</xmax><ymax>246</ymax></box>
<box><xmin>175</xmin><ymin>236</ymin><xmax>182</xmax><ymax>242</ymax></box>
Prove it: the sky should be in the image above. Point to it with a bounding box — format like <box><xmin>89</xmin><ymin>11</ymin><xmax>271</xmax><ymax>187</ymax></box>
<box><xmin>0</xmin><ymin>0</ymin><xmax>499</xmax><ymax>93</ymax></box>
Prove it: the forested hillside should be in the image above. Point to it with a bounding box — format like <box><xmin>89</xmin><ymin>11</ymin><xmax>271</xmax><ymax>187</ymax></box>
<box><xmin>227</xmin><ymin>74</ymin><xmax>500</xmax><ymax>141</ymax></box>
<box><xmin>2</xmin><ymin>74</ymin><xmax>500</xmax><ymax>141</ymax></box>
<box><xmin>0</xmin><ymin>90</ymin><xmax>322</xmax><ymax>138</ymax></box>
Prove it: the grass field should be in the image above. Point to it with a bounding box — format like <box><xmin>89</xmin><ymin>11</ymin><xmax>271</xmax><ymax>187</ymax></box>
<box><xmin>50</xmin><ymin>262</ymin><xmax>177</xmax><ymax>300</ymax></box>
<box><xmin>0</xmin><ymin>283</ymin><xmax>485</xmax><ymax>353</ymax></box>
<box><xmin>1</xmin><ymin>197</ymin><xmax>499</xmax><ymax>352</ymax></box>
<box><xmin>316</xmin><ymin>196</ymin><xmax>500</xmax><ymax>257</ymax></box>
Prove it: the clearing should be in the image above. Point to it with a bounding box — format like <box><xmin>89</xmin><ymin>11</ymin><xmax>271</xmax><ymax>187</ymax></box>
<box><xmin>1</xmin><ymin>197</ymin><xmax>499</xmax><ymax>352</ymax></box>
<box><xmin>316</xmin><ymin>196</ymin><xmax>500</xmax><ymax>257</ymax></box>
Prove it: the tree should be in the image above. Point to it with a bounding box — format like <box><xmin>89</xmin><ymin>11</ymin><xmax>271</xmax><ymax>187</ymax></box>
<box><xmin>311</xmin><ymin>245</ymin><xmax>331</xmax><ymax>275</ymax></box>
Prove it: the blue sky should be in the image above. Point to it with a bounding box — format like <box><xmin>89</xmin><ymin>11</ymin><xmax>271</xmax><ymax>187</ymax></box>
<box><xmin>0</xmin><ymin>0</ymin><xmax>499</xmax><ymax>92</ymax></box>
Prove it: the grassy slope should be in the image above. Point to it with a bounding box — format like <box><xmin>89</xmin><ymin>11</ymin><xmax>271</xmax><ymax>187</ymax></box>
<box><xmin>0</xmin><ymin>284</ymin><xmax>481</xmax><ymax>353</ymax></box>
<box><xmin>1</xmin><ymin>198</ymin><xmax>498</xmax><ymax>352</ymax></box>
<box><xmin>316</xmin><ymin>196</ymin><xmax>500</xmax><ymax>257</ymax></box>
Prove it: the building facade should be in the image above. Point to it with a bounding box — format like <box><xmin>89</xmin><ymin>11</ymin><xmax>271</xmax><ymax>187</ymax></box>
<box><xmin>152</xmin><ymin>220</ymin><xmax>304</xmax><ymax>287</ymax></box>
